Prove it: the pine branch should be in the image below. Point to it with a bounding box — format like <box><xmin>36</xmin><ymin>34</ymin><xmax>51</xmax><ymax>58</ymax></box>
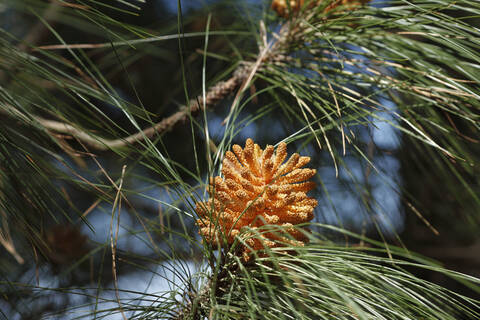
<box><xmin>2</xmin><ymin>20</ymin><xmax>296</xmax><ymax>151</ymax></box>
<box><xmin>1</xmin><ymin>67</ymin><xmax>246</xmax><ymax>150</ymax></box>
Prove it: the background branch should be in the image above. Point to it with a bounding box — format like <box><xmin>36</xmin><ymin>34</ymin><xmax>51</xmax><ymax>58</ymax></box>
<box><xmin>2</xmin><ymin>19</ymin><xmax>295</xmax><ymax>151</ymax></box>
<box><xmin>3</xmin><ymin>66</ymin><xmax>249</xmax><ymax>150</ymax></box>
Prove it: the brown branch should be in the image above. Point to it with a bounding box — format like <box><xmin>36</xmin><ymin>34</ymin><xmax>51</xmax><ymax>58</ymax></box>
<box><xmin>2</xmin><ymin>19</ymin><xmax>293</xmax><ymax>151</ymax></box>
<box><xmin>2</xmin><ymin>66</ymin><xmax>249</xmax><ymax>151</ymax></box>
<box><xmin>2</xmin><ymin>13</ymin><xmax>295</xmax><ymax>153</ymax></box>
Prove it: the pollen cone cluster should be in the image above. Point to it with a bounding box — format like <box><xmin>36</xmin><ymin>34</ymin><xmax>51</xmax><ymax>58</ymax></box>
<box><xmin>195</xmin><ymin>138</ymin><xmax>317</xmax><ymax>260</ymax></box>
<box><xmin>271</xmin><ymin>0</ymin><xmax>369</xmax><ymax>18</ymax></box>
<box><xmin>271</xmin><ymin>0</ymin><xmax>306</xmax><ymax>17</ymax></box>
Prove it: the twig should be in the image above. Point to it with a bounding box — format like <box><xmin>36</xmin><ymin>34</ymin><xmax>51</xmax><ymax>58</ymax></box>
<box><xmin>2</xmin><ymin>67</ymin><xmax>248</xmax><ymax>150</ymax></box>
<box><xmin>223</xmin><ymin>21</ymin><xmax>291</xmax><ymax>125</ymax></box>
<box><xmin>2</xmin><ymin>10</ymin><xmax>296</xmax><ymax>152</ymax></box>
<box><xmin>2</xmin><ymin>21</ymin><xmax>293</xmax><ymax>152</ymax></box>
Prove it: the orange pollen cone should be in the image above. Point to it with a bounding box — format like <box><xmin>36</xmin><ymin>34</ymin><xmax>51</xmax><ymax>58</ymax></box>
<box><xmin>195</xmin><ymin>138</ymin><xmax>318</xmax><ymax>260</ymax></box>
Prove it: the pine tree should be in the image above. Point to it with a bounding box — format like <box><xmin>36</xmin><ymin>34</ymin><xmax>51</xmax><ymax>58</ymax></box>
<box><xmin>1</xmin><ymin>0</ymin><xmax>479</xmax><ymax>319</ymax></box>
